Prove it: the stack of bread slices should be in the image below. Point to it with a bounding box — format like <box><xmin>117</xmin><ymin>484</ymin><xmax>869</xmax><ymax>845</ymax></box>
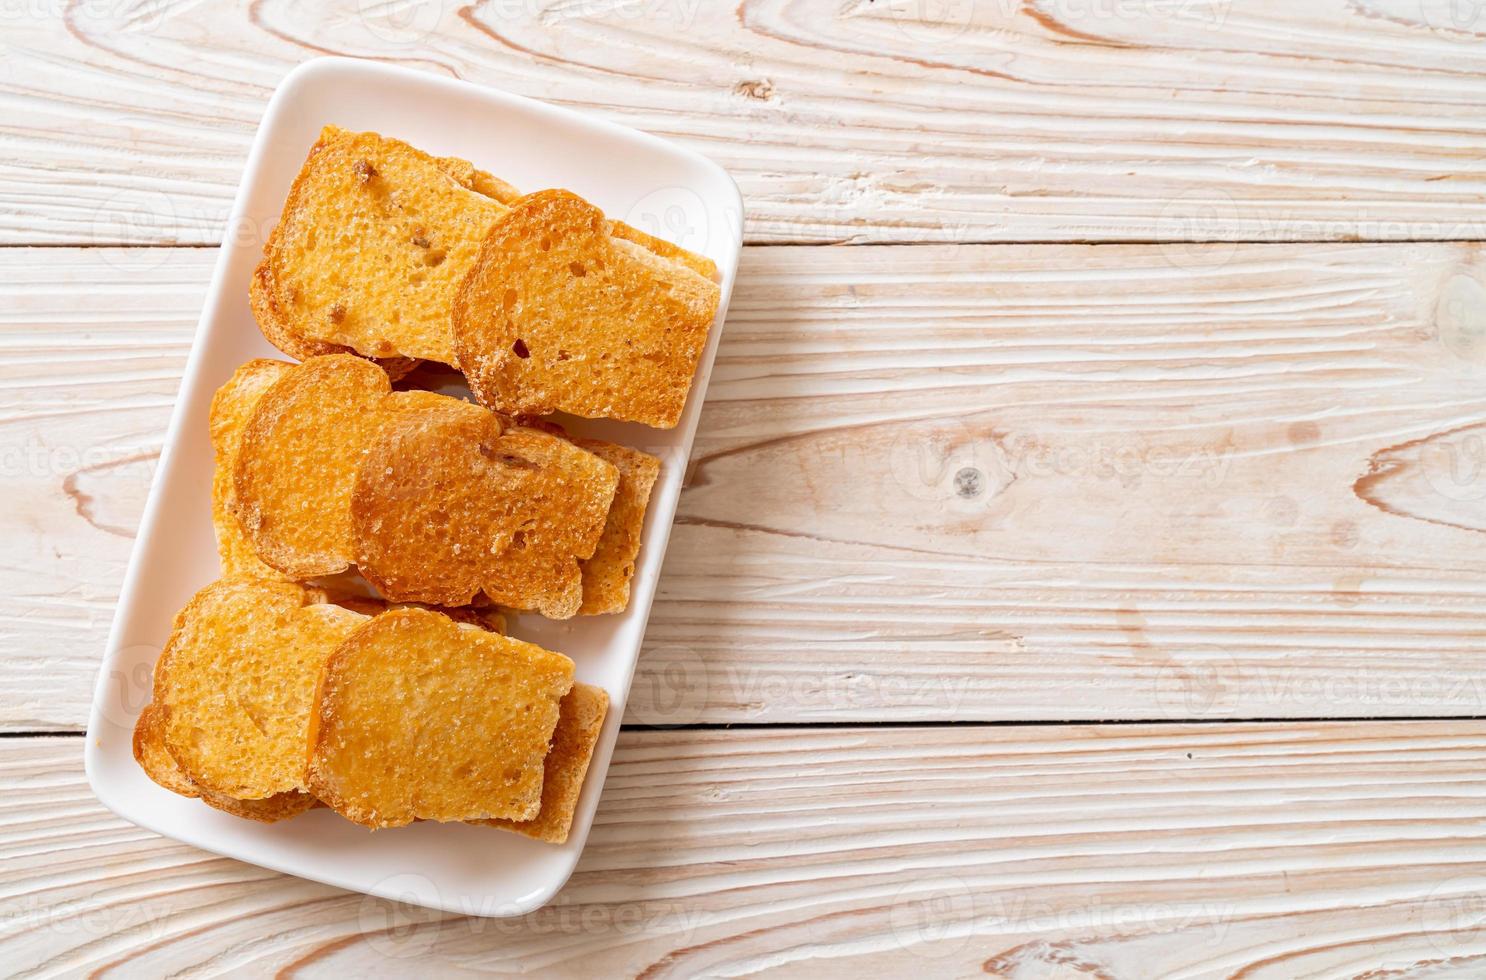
<box><xmin>133</xmin><ymin>127</ymin><xmax>720</xmax><ymax>842</ymax></box>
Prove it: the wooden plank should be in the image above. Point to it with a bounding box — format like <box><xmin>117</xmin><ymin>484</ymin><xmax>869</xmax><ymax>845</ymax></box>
<box><xmin>7</xmin><ymin>723</ymin><xmax>1486</xmax><ymax>975</ymax></box>
<box><xmin>6</xmin><ymin>243</ymin><xmax>1486</xmax><ymax>729</ymax></box>
<box><xmin>3</xmin><ymin>1</ymin><xmax>1486</xmax><ymax>246</ymax></box>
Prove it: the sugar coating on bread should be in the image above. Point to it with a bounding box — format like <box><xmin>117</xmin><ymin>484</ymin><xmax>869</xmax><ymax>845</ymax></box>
<box><xmin>156</xmin><ymin>579</ymin><xmax>369</xmax><ymax>801</ymax></box>
<box><xmin>209</xmin><ymin>359</ymin><xmax>295</xmax><ymax>579</ymax></box>
<box><xmin>574</xmin><ymin>440</ymin><xmax>660</xmax><ymax>615</ymax></box>
<box><xmin>233</xmin><ymin>355</ymin><xmax>393</xmax><ymax>577</ymax></box>
<box><xmin>262</xmin><ymin>126</ymin><xmax>514</xmax><ymax>363</ymax></box>
<box><xmin>250</xmin><ymin>262</ymin><xmax>419</xmax><ymax>380</ymax></box>
<box><xmin>481</xmin><ymin>682</ymin><xmax>608</xmax><ymax>843</ymax></box>
<box><xmin>306</xmin><ymin>607</ymin><xmax>575</xmax><ymax>828</ymax></box>
<box><xmin>351</xmin><ymin>404</ymin><xmax>618</xmax><ymax>618</ymax></box>
<box><xmin>452</xmin><ymin>189</ymin><xmax>721</xmax><ymax>428</ymax></box>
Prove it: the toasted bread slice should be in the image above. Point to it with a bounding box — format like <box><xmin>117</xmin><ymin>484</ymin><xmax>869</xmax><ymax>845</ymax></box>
<box><xmin>351</xmin><ymin>404</ymin><xmax>618</xmax><ymax>618</ymax></box>
<box><xmin>250</xmin><ymin>263</ymin><xmax>419</xmax><ymax>380</ymax></box>
<box><xmin>574</xmin><ymin>440</ymin><xmax>660</xmax><ymax>615</ymax></box>
<box><xmin>232</xmin><ymin>354</ymin><xmax>393</xmax><ymax>577</ymax></box>
<box><xmin>452</xmin><ymin>189</ymin><xmax>721</xmax><ymax>428</ymax></box>
<box><xmin>210</xmin><ymin>359</ymin><xmax>295</xmax><ymax>579</ymax></box>
<box><xmin>259</xmin><ymin>126</ymin><xmax>514</xmax><ymax>363</ymax></box>
<box><xmin>306</xmin><ymin>607</ymin><xmax>575</xmax><ymax>828</ymax></box>
<box><xmin>135</xmin><ymin>701</ymin><xmax>319</xmax><ymax>822</ymax></box>
<box><xmin>481</xmin><ymin>682</ymin><xmax>608</xmax><ymax>843</ymax></box>
<box><xmin>155</xmin><ymin>579</ymin><xmax>369</xmax><ymax>802</ymax></box>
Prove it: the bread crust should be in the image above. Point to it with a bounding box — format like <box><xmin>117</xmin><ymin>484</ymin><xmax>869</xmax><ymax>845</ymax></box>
<box><xmin>232</xmin><ymin>355</ymin><xmax>393</xmax><ymax>577</ymax></box>
<box><xmin>154</xmin><ymin>579</ymin><xmax>369</xmax><ymax>802</ymax></box>
<box><xmin>349</xmin><ymin>405</ymin><xmax>618</xmax><ymax>619</ymax></box>
<box><xmin>480</xmin><ymin>682</ymin><xmax>609</xmax><ymax>843</ymax></box>
<box><xmin>305</xmin><ymin>608</ymin><xmax>575</xmax><ymax>828</ymax></box>
<box><xmin>452</xmin><ymin>189</ymin><xmax>720</xmax><ymax>428</ymax></box>
<box><xmin>574</xmin><ymin>440</ymin><xmax>660</xmax><ymax>615</ymax></box>
<box><xmin>209</xmin><ymin>358</ymin><xmax>296</xmax><ymax>579</ymax></box>
<box><xmin>250</xmin><ymin>259</ymin><xmax>419</xmax><ymax>380</ymax></box>
<box><xmin>260</xmin><ymin>127</ymin><xmax>512</xmax><ymax>363</ymax></box>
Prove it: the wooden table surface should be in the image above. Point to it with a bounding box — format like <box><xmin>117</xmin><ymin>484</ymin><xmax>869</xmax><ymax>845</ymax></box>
<box><xmin>6</xmin><ymin>2</ymin><xmax>1486</xmax><ymax>976</ymax></box>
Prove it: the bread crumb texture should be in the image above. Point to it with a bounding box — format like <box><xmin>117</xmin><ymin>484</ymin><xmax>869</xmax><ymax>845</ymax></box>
<box><xmin>454</xmin><ymin>189</ymin><xmax>721</xmax><ymax>428</ymax></box>
<box><xmin>574</xmin><ymin>439</ymin><xmax>660</xmax><ymax>615</ymax></box>
<box><xmin>261</xmin><ymin>126</ymin><xmax>516</xmax><ymax>363</ymax></box>
<box><xmin>151</xmin><ymin>579</ymin><xmax>368</xmax><ymax>804</ymax></box>
<box><xmin>229</xmin><ymin>355</ymin><xmax>624</xmax><ymax>617</ymax></box>
<box><xmin>306</xmin><ymin>607</ymin><xmax>575</xmax><ymax>828</ymax></box>
<box><xmin>481</xmin><ymin>682</ymin><xmax>609</xmax><ymax>843</ymax></box>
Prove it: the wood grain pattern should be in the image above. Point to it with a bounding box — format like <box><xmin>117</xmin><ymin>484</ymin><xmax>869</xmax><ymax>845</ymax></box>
<box><xmin>3</xmin><ymin>0</ymin><xmax>1486</xmax><ymax>245</ymax></box>
<box><xmin>8</xmin><ymin>725</ymin><xmax>1486</xmax><ymax>976</ymax></box>
<box><xmin>6</xmin><ymin>243</ymin><xmax>1486</xmax><ymax>729</ymax></box>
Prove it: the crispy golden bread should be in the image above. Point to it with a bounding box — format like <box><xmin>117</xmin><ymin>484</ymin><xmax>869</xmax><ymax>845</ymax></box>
<box><xmin>133</xmin><ymin>702</ymin><xmax>200</xmax><ymax>798</ymax></box>
<box><xmin>482</xmin><ymin>682</ymin><xmax>608</xmax><ymax>843</ymax></box>
<box><xmin>209</xmin><ymin>359</ymin><xmax>295</xmax><ymax>579</ymax></box>
<box><xmin>609</xmin><ymin>220</ymin><xmax>718</xmax><ymax>281</ymax></box>
<box><xmin>261</xmin><ymin>126</ymin><xmax>513</xmax><ymax>363</ymax></box>
<box><xmin>350</xmin><ymin>405</ymin><xmax>618</xmax><ymax>619</ymax></box>
<box><xmin>199</xmin><ymin>787</ymin><xmax>319</xmax><ymax>823</ymax></box>
<box><xmin>155</xmin><ymin>579</ymin><xmax>369</xmax><ymax>801</ymax></box>
<box><xmin>137</xmin><ymin>697</ymin><xmax>320</xmax><ymax>822</ymax></box>
<box><xmin>232</xmin><ymin>355</ymin><xmax>392</xmax><ymax>577</ymax></box>
<box><xmin>452</xmin><ymin>189</ymin><xmax>721</xmax><ymax>428</ymax></box>
<box><xmin>575</xmin><ymin>440</ymin><xmax>660</xmax><ymax>615</ymax></box>
<box><xmin>250</xmin><ymin>262</ymin><xmax>419</xmax><ymax>379</ymax></box>
<box><xmin>306</xmin><ymin>608</ymin><xmax>575</xmax><ymax>828</ymax></box>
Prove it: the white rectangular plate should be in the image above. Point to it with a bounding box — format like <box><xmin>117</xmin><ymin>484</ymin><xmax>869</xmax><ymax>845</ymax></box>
<box><xmin>83</xmin><ymin>57</ymin><xmax>741</xmax><ymax>917</ymax></box>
